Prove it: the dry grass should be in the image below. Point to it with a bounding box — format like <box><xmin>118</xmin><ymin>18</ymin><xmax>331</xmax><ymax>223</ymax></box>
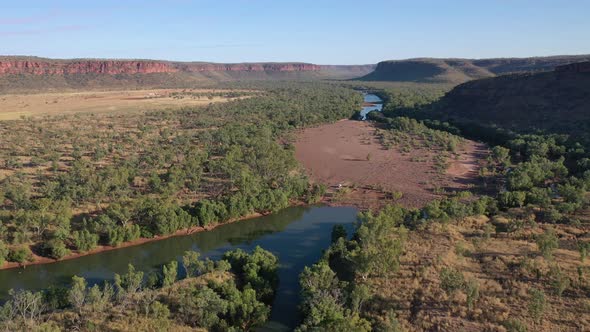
<box><xmin>0</xmin><ymin>88</ymin><xmax>250</xmax><ymax>120</ymax></box>
<box><xmin>364</xmin><ymin>215</ymin><xmax>590</xmax><ymax>331</ymax></box>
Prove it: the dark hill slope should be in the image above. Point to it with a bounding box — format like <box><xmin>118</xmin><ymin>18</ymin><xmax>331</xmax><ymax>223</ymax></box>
<box><xmin>360</xmin><ymin>55</ymin><xmax>590</xmax><ymax>84</ymax></box>
<box><xmin>433</xmin><ymin>61</ymin><xmax>590</xmax><ymax>141</ymax></box>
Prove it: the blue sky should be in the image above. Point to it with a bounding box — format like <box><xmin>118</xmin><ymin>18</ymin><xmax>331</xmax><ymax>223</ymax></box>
<box><xmin>2</xmin><ymin>0</ymin><xmax>589</xmax><ymax>64</ymax></box>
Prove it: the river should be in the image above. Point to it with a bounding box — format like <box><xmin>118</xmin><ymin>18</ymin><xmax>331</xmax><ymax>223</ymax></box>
<box><xmin>0</xmin><ymin>205</ymin><xmax>358</xmax><ymax>330</ymax></box>
<box><xmin>360</xmin><ymin>92</ymin><xmax>383</xmax><ymax>120</ymax></box>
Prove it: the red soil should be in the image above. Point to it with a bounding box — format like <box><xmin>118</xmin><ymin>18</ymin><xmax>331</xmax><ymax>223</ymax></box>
<box><xmin>294</xmin><ymin>120</ymin><xmax>485</xmax><ymax>210</ymax></box>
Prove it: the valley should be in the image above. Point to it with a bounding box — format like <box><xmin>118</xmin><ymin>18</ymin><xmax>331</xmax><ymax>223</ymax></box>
<box><xmin>0</xmin><ymin>31</ymin><xmax>589</xmax><ymax>332</ymax></box>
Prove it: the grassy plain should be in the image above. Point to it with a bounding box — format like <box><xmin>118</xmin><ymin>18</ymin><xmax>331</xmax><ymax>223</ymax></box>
<box><xmin>0</xmin><ymin>89</ymin><xmax>251</xmax><ymax>120</ymax></box>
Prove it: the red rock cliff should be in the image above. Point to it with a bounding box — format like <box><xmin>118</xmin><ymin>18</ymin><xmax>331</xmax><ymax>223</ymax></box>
<box><xmin>0</xmin><ymin>57</ymin><xmax>321</xmax><ymax>75</ymax></box>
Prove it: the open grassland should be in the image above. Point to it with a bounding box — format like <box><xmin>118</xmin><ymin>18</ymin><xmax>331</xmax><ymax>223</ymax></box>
<box><xmin>0</xmin><ymin>88</ymin><xmax>253</xmax><ymax>120</ymax></box>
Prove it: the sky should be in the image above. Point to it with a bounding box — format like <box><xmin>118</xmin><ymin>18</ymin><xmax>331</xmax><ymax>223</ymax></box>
<box><xmin>1</xmin><ymin>0</ymin><xmax>590</xmax><ymax>65</ymax></box>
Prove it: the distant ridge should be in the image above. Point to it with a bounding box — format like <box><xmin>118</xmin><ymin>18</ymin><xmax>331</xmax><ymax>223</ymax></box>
<box><xmin>359</xmin><ymin>55</ymin><xmax>590</xmax><ymax>84</ymax></box>
<box><xmin>0</xmin><ymin>56</ymin><xmax>375</xmax><ymax>92</ymax></box>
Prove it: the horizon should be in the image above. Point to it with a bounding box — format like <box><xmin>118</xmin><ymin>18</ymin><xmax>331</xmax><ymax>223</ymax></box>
<box><xmin>2</xmin><ymin>53</ymin><xmax>590</xmax><ymax>66</ymax></box>
<box><xmin>3</xmin><ymin>0</ymin><xmax>590</xmax><ymax>65</ymax></box>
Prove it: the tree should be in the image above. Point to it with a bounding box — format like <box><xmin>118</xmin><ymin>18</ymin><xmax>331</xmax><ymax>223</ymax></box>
<box><xmin>8</xmin><ymin>246</ymin><xmax>33</xmax><ymax>264</ymax></box>
<box><xmin>352</xmin><ymin>208</ymin><xmax>407</xmax><ymax>279</ymax></box>
<box><xmin>115</xmin><ymin>264</ymin><xmax>144</xmax><ymax>296</ymax></box>
<box><xmin>68</xmin><ymin>275</ymin><xmax>87</xmax><ymax>313</ymax></box>
<box><xmin>86</xmin><ymin>283</ymin><xmax>113</xmax><ymax>312</ymax></box>
<box><xmin>537</xmin><ymin>228</ymin><xmax>559</xmax><ymax>260</ymax></box>
<box><xmin>45</xmin><ymin>238</ymin><xmax>69</xmax><ymax>259</ymax></box>
<box><xmin>72</xmin><ymin>229</ymin><xmax>99</xmax><ymax>252</ymax></box>
<box><xmin>0</xmin><ymin>240</ymin><xmax>8</xmax><ymax>266</ymax></box>
<box><xmin>7</xmin><ymin>289</ymin><xmax>44</xmax><ymax>324</ymax></box>
<box><xmin>465</xmin><ymin>279</ymin><xmax>480</xmax><ymax>310</ymax></box>
<box><xmin>439</xmin><ymin>267</ymin><xmax>465</xmax><ymax>298</ymax></box>
<box><xmin>528</xmin><ymin>288</ymin><xmax>546</xmax><ymax>324</ymax></box>
<box><xmin>182</xmin><ymin>250</ymin><xmax>205</xmax><ymax>278</ymax></box>
<box><xmin>331</xmin><ymin>225</ymin><xmax>347</xmax><ymax>243</ymax></box>
<box><xmin>178</xmin><ymin>285</ymin><xmax>228</xmax><ymax>328</ymax></box>
<box><xmin>162</xmin><ymin>260</ymin><xmax>178</xmax><ymax>288</ymax></box>
<box><xmin>226</xmin><ymin>287</ymin><xmax>269</xmax><ymax>331</ymax></box>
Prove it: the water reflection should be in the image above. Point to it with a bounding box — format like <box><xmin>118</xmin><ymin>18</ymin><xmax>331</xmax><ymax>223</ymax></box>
<box><xmin>0</xmin><ymin>205</ymin><xmax>358</xmax><ymax>330</ymax></box>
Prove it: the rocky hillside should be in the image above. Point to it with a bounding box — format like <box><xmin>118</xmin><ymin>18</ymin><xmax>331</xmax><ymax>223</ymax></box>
<box><xmin>360</xmin><ymin>55</ymin><xmax>590</xmax><ymax>84</ymax></box>
<box><xmin>433</xmin><ymin>61</ymin><xmax>590</xmax><ymax>141</ymax></box>
<box><xmin>0</xmin><ymin>56</ymin><xmax>375</xmax><ymax>92</ymax></box>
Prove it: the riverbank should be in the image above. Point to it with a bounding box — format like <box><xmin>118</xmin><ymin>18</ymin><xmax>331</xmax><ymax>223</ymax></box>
<box><xmin>0</xmin><ymin>211</ymin><xmax>268</xmax><ymax>271</ymax></box>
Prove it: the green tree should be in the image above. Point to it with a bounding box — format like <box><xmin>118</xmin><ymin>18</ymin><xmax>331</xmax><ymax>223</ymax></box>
<box><xmin>182</xmin><ymin>250</ymin><xmax>205</xmax><ymax>278</ymax></box>
<box><xmin>178</xmin><ymin>285</ymin><xmax>228</xmax><ymax>329</ymax></box>
<box><xmin>68</xmin><ymin>275</ymin><xmax>87</xmax><ymax>313</ymax></box>
<box><xmin>536</xmin><ymin>228</ymin><xmax>559</xmax><ymax>260</ymax></box>
<box><xmin>331</xmin><ymin>224</ymin><xmax>347</xmax><ymax>243</ymax></box>
<box><xmin>114</xmin><ymin>264</ymin><xmax>144</xmax><ymax>296</ymax></box>
<box><xmin>162</xmin><ymin>260</ymin><xmax>178</xmax><ymax>288</ymax></box>
<box><xmin>528</xmin><ymin>288</ymin><xmax>546</xmax><ymax>324</ymax></box>
<box><xmin>45</xmin><ymin>238</ymin><xmax>69</xmax><ymax>259</ymax></box>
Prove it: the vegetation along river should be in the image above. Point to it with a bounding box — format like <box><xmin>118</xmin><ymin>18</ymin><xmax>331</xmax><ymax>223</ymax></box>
<box><xmin>0</xmin><ymin>205</ymin><xmax>358</xmax><ymax>330</ymax></box>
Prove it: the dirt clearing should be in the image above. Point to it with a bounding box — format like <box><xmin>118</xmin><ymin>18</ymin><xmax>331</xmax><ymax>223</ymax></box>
<box><xmin>294</xmin><ymin>120</ymin><xmax>486</xmax><ymax>209</ymax></box>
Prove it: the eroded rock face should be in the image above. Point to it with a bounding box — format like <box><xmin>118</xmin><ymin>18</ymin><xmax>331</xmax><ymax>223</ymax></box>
<box><xmin>0</xmin><ymin>58</ymin><xmax>322</xmax><ymax>75</ymax></box>
<box><xmin>0</xmin><ymin>60</ymin><xmax>177</xmax><ymax>75</ymax></box>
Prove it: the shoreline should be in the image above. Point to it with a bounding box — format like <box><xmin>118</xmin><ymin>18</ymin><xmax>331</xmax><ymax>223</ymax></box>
<box><xmin>0</xmin><ymin>211</ymin><xmax>268</xmax><ymax>271</ymax></box>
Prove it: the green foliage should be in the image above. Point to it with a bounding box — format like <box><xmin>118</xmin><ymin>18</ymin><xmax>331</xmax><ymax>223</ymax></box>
<box><xmin>44</xmin><ymin>238</ymin><xmax>69</xmax><ymax>260</ymax></box>
<box><xmin>439</xmin><ymin>267</ymin><xmax>465</xmax><ymax>297</ymax></box>
<box><xmin>536</xmin><ymin>228</ymin><xmax>559</xmax><ymax>260</ymax></box>
<box><xmin>162</xmin><ymin>260</ymin><xmax>178</xmax><ymax>288</ymax></box>
<box><xmin>223</xmin><ymin>246</ymin><xmax>279</xmax><ymax>303</ymax></box>
<box><xmin>465</xmin><ymin>279</ymin><xmax>480</xmax><ymax>310</ymax></box>
<box><xmin>72</xmin><ymin>229</ymin><xmax>99</xmax><ymax>252</ymax></box>
<box><xmin>352</xmin><ymin>206</ymin><xmax>407</xmax><ymax>279</ymax></box>
<box><xmin>8</xmin><ymin>246</ymin><xmax>33</xmax><ymax>263</ymax></box>
<box><xmin>528</xmin><ymin>288</ymin><xmax>547</xmax><ymax>324</ymax></box>
<box><xmin>0</xmin><ymin>240</ymin><xmax>7</xmax><ymax>266</ymax></box>
<box><xmin>503</xmin><ymin>319</ymin><xmax>528</xmax><ymax>332</ymax></box>
<box><xmin>182</xmin><ymin>250</ymin><xmax>205</xmax><ymax>278</ymax></box>
<box><xmin>548</xmin><ymin>265</ymin><xmax>570</xmax><ymax>297</ymax></box>
<box><xmin>331</xmin><ymin>224</ymin><xmax>348</xmax><ymax>243</ymax></box>
<box><xmin>114</xmin><ymin>264</ymin><xmax>144</xmax><ymax>295</ymax></box>
<box><xmin>297</xmin><ymin>261</ymin><xmax>371</xmax><ymax>332</ymax></box>
<box><xmin>68</xmin><ymin>275</ymin><xmax>87</xmax><ymax>311</ymax></box>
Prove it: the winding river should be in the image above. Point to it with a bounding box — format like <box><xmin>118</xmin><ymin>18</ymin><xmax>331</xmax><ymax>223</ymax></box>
<box><xmin>0</xmin><ymin>93</ymin><xmax>384</xmax><ymax>330</ymax></box>
<box><xmin>0</xmin><ymin>205</ymin><xmax>358</xmax><ymax>330</ymax></box>
<box><xmin>360</xmin><ymin>92</ymin><xmax>383</xmax><ymax>120</ymax></box>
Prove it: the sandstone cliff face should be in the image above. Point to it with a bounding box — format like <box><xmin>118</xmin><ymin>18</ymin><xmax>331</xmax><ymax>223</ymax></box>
<box><xmin>0</xmin><ymin>60</ymin><xmax>178</xmax><ymax>75</ymax></box>
<box><xmin>0</xmin><ymin>57</ymin><xmax>322</xmax><ymax>76</ymax></box>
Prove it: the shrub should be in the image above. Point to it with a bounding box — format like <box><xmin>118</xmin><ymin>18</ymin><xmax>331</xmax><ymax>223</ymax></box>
<box><xmin>72</xmin><ymin>230</ymin><xmax>99</xmax><ymax>252</ymax></box>
<box><xmin>9</xmin><ymin>246</ymin><xmax>33</xmax><ymax>263</ymax></box>
<box><xmin>536</xmin><ymin>228</ymin><xmax>559</xmax><ymax>260</ymax></box>
<box><xmin>45</xmin><ymin>239</ymin><xmax>69</xmax><ymax>259</ymax></box>
<box><xmin>439</xmin><ymin>267</ymin><xmax>465</xmax><ymax>297</ymax></box>
<box><xmin>528</xmin><ymin>288</ymin><xmax>546</xmax><ymax>324</ymax></box>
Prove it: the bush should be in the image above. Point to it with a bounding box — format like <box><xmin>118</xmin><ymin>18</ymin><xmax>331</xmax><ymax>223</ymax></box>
<box><xmin>439</xmin><ymin>267</ymin><xmax>465</xmax><ymax>297</ymax></box>
<box><xmin>72</xmin><ymin>229</ymin><xmax>99</xmax><ymax>252</ymax></box>
<box><xmin>45</xmin><ymin>239</ymin><xmax>69</xmax><ymax>259</ymax></box>
<box><xmin>528</xmin><ymin>288</ymin><xmax>546</xmax><ymax>324</ymax></box>
<box><xmin>8</xmin><ymin>246</ymin><xmax>33</xmax><ymax>263</ymax></box>
<box><xmin>536</xmin><ymin>228</ymin><xmax>559</xmax><ymax>260</ymax></box>
<box><xmin>0</xmin><ymin>241</ymin><xmax>8</xmax><ymax>266</ymax></box>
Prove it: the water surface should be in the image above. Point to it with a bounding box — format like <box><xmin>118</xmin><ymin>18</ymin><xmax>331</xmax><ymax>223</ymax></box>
<box><xmin>0</xmin><ymin>205</ymin><xmax>358</xmax><ymax>330</ymax></box>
